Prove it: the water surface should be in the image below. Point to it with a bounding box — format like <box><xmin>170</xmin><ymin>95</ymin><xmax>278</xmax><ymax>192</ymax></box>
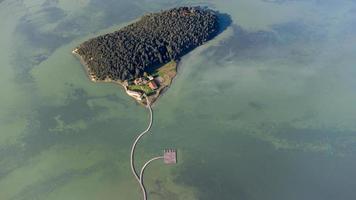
<box><xmin>1</xmin><ymin>0</ymin><xmax>356</xmax><ymax>199</ymax></box>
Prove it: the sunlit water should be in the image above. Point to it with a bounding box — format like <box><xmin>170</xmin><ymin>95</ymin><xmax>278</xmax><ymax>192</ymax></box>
<box><xmin>1</xmin><ymin>0</ymin><xmax>356</xmax><ymax>199</ymax></box>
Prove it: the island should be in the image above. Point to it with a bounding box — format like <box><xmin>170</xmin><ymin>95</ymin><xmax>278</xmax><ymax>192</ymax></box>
<box><xmin>73</xmin><ymin>7</ymin><xmax>219</xmax><ymax>105</ymax></box>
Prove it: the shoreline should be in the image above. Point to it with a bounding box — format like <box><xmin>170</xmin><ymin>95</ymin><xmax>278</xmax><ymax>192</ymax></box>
<box><xmin>150</xmin><ymin>63</ymin><xmax>178</xmax><ymax>107</ymax></box>
<box><xmin>72</xmin><ymin>49</ymin><xmax>177</xmax><ymax>107</ymax></box>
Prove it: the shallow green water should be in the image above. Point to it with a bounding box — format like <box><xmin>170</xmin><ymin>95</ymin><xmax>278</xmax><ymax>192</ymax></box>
<box><xmin>1</xmin><ymin>0</ymin><xmax>356</xmax><ymax>199</ymax></box>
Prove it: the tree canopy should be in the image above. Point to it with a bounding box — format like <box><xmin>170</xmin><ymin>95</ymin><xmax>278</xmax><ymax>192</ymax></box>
<box><xmin>76</xmin><ymin>7</ymin><xmax>219</xmax><ymax>81</ymax></box>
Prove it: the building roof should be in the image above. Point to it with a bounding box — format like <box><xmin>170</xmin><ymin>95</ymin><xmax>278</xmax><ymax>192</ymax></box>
<box><xmin>147</xmin><ymin>75</ymin><xmax>154</xmax><ymax>80</ymax></box>
<box><xmin>164</xmin><ymin>149</ymin><xmax>177</xmax><ymax>164</ymax></box>
<box><xmin>148</xmin><ymin>81</ymin><xmax>158</xmax><ymax>90</ymax></box>
<box><xmin>134</xmin><ymin>78</ymin><xmax>142</xmax><ymax>85</ymax></box>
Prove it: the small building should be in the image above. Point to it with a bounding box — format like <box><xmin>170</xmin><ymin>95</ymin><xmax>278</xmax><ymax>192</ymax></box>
<box><xmin>134</xmin><ymin>78</ymin><xmax>143</xmax><ymax>85</ymax></box>
<box><xmin>147</xmin><ymin>75</ymin><xmax>154</xmax><ymax>81</ymax></box>
<box><xmin>164</xmin><ymin>149</ymin><xmax>177</xmax><ymax>164</ymax></box>
<box><xmin>148</xmin><ymin>81</ymin><xmax>158</xmax><ymax>90</ymax></box>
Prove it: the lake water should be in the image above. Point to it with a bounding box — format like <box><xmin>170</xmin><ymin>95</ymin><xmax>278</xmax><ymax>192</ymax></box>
<box><xmin>1</xmin><ymin>0</ymin><xmax>356</xmax><ymax>199</ymax></box>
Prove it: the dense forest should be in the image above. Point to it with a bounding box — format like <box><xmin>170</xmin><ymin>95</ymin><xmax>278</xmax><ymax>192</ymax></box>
<box><xmin>75</xmin><ymin>7</ymin><xmax>219</xmax><ymax>81</ymax></box>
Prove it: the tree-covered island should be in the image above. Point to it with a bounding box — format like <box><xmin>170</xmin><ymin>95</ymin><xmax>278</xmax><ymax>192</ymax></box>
<box><xmin>73</xmin><ymin>7</ymin><xmax>220</xmax><ymax>105</ymax></box>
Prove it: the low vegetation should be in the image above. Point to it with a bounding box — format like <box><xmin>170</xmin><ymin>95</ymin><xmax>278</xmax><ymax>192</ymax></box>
<box><xmin>127</xmin><ymin>84</ymin><xmax>154</xmax><ymax>96</ymax></box>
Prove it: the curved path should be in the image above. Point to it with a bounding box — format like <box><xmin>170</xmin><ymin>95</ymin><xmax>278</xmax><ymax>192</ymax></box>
<box><xmin>130</xmin><ymin>97</ymin><xmax>153</xmax><ymax>200</ymax></box>
<box><xmin>139</xmin><ymin>156</ymin><xmax>164</xmax><ymax>184</ymax></box>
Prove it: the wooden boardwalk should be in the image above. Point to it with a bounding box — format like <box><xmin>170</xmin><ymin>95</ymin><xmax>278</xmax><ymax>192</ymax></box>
<box><xmin>129</xmin><ymin>96</ymin><xmax>177</xmax><ymax>200</ymax></box>
<box><xmin>130</xmin><ymin>96</ymin><xmax>153</xmax><ymax>200</ymax></box>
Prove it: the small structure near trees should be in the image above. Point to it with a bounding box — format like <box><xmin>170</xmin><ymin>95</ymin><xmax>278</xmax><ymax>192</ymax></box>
<box><xmin>148</xmin><ymin>81</ymin><xmax>158</xmax><ymax>90</ymax></box>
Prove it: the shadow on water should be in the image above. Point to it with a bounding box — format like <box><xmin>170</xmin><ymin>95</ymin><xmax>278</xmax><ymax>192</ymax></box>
<box><xmin>213</xmin><ymin>10</ymin><xmax>233</xmax><ymax>35</ymax></box>
<box><xmin>204</xmin><ymin>19</ymin><xmax>327</xmax><ymax>66</ymax></box>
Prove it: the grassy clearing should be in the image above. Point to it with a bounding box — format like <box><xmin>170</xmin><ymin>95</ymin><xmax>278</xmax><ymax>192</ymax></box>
<box><xmin>127</xmin><ymin>85</ymin><xmax>155</xmax><ymax>96</ymax></box>
<box><xmin>152</xmin><ymin>60</ymin><xmax>177</xmax><ymax>77</ymax></box>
